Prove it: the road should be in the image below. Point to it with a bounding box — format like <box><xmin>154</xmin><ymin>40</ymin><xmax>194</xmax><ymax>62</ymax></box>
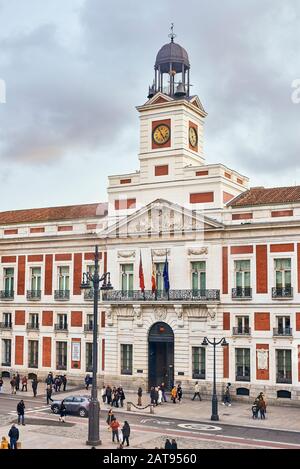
<box><xmin>1</xmin><ymin>393</ymin><xmax>300</xmax><ymax>449</ymax></box>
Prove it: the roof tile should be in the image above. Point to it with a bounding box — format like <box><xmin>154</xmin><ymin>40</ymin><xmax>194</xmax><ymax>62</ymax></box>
<box><xmin>229</xmin><ymin>186</ymin><xmax>300</xmax><ymax>207</ymax></box>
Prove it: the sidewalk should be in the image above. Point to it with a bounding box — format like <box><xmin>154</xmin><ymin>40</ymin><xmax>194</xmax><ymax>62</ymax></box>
<box><xmin>0</xmin><ymin>377</ymin><xmax>84</xmax><ymax>399</ymax></box>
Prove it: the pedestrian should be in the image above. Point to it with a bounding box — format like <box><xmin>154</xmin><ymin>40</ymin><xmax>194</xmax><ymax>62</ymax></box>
<box><xmin>177</xmin><ymin>385</ymin><xmax>183</xmax><ymax>404</ymax></box>
<box><xmin>165</xmin><ymin>438</ymin><xmax>172</xmax><ymax>449</ymax></box>
<box><xmin>62</xmin><ymin>375</ymin><xmax>67</xmax><ymax>392</ymax></box>
<box><xmin>46</xmin><ymin>385</ymin><xmax>54</xmax><ymax>405</ymax></box>
<box><xmin>150</xmin><ymin>386</ymin><xmax>156</xmax><ymax>405</ymax></box>
<box><xmin>251</xmin><ymin>399</ymin><xmax>259</xmax><ymax>419</ymax></box>
<box><xmin>10</xmin><ymin>376</ymin><xmax>16</xmax><ymax>394</ymax></box>
<box><xmin>192</xmin><ymin>381</ymin><xmax>202</xmax><ymax>401</ymax></box>
<box><xmin>85</xmin><ymin>374</ymin><xmax>90</xmax><ymax>390</ymax></box>
<box><xmin>157</xmin><ymin>387</ymin><xmax>162</xmax><ymax>405</ymax></box>
<box><xmin>0</xmin><ymin>377</ymin><xmax>3</xmax><ymax>393</ymax></box>
<box><xmin>17</xmin><ymin>400</ymin><xmax>25</xmax><ymax>426</ymax></box>
<box><xmin>258</xmin><ymin>398</ymin><xmax>266</xmax><ymax>419</ymax></box>
<box><xmin>119</xmin><ymin>387</ymin><xmax>125</xmax><ymax>408</ymax></box>
<box><xmin>21</xmin><ymin>376</ymin><xmax>28</xmax><ymax>392</ymax></box>
<box><xmin>171</xmin><ymin>386</ymin><xmax>177</xmax><ymax>404</ymax></box>
<box><xmin>15</xmin><ymin>373</ymin><xmax>20</xmax><ymax>392</ymax></box>
<box><xmin>57</xmin><ymin>376</ymin><xmax>62</xmax><ymax>392</ymax></box>
<box><xmin>106</xmin><ymin>409</ymin><xmax>115</xmax><ymax>429</ymax></box>
<box><xmin>101</xmin><ymin>386</ymin><xmax>107</xmax><ymax>404</ymax></box>
<box><xmin>0</xmin><ymin>436</ymin><xmax>9</xmax><ymax>449</ymax></box>
<box><xmin>8</xmin><ymin>424</ymin><xmax>19</xmax><ymax>450</ymax></box>
<box><xmin>106</xmin><ymin>385</ymin><xmax>112</xmax><ymax>405</ymax></box>
<box><xmin>160</xmin><ymin>382</ymin><xmax>167</xmax><ymax>402</ymax></box>
<box><xmin>222</xmin><ymin>383</ymin><xmax>232</xmax><ymax>406</ymax></box>
<box><xmin>32</xmin><ymin>377</ymin><xmax>38</xmax><ymax>397</ymax></box>
<box><xmin>137</xmin><ymin>387</ymin><xmax>143</xmax><ymax>406</ymax></box>
<box><xmin>59</xmin><ymin>400</ymin><xmax>67</xmax><ymax>423</ymax></box>
<box><xmin>154</xmin><ymin>387</ymin><xmax>159</xmax><ymax>406</ymax></box>
<box><xmin>121</xmin><ymin>421</ymin><xmax>130</xmax><ymax>447</ymax></box>
<box><xmin>110</xmin><ymin>418</ymin><xmax>120</xmax><ymax>443</ymax></box>
<box><xmin>112</xmin><ymin>387</ymin><xmax>119</xmax><ymax>408</ymax></box>
<box><xmin>171</xmin><ymin>438</ymin><xmax>177</xmax><ymax>450</ymax></box>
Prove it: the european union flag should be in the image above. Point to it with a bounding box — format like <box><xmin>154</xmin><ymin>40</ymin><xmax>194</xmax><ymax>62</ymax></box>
<box><xmin>163</xmin><ymin>254</ymin><xmax>170</xmax><ymax>292</ymax></box>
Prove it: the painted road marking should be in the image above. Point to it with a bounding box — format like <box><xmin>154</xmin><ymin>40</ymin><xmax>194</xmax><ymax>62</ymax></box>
<box><xmin>178</xmin><ymin>423</ymin><xmax>222</xmax><ymax>431</ymax></box>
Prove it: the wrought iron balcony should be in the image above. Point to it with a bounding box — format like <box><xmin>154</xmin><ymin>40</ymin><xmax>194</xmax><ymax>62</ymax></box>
<box><xmin>192</xmin><ymin>372</ymin><xmax>206</xmax><ymax>380</ymax></box>
<box><xmin>54</xmin><ymin>290</ymin><xmax>70</xmax><ymax>301</ymax></box>
<box><xmin>56</xmin><ymin>364</ymin><xmax>67</xmax><ymax>371</ymax></box>
<box><xmin>54</xmin><ymin>323</ymin><xmax>68</xmax><ymax>332</ymax></box>
<box><xmin>272</xmin><ymin>287</ymin><xmax>293</xmax><ymax>299</ymax></box>
<box><xmin>276</xmin><ymin>375</ymin><xmax>292</xmax><ymax>384</ymax></box>
<box><xmin>232</xmin><ymin>327</ymin><xmax>251</xmax><ymax>336</ymax></box>
<box><xmin>28</xmin><ymin>363</ymin><xmax>38</xmax><ymax>369</ymax></box>
<box><xmin>84</xmin><ymin>289</ymin><xmax>100</xmax><ymax>301</ymax></box>
<box><xmin>235</xmin><ymin>375</ymin><xmax>251</xmax><ymax>382</ymax></box>
<box><xmin>102</xmin><ymin>289</ymin><xmax>220</xmax><ymax>302</ymax></box>
<box><xmin>1</xmin><ymin>362</ymin><xmax>11</xmax><ymax>367</ymax></box>
<box><xmin>26</xmin><ymin>323</ymin><xmax>40</xmax><ymax>331</ymax></box>
<box><xmin>84</xmin><ymin>324</ymin><xmax>98</xmax><ymax>333</ymax></box>
<box><xmin>273</xmin><ymin>327</ymin><xmax>292</xmax><ymax>337</ymax></box>
<box><xmin>232</xmin><ymin>288</ymin><xmax>252</xmax><ymax>299</ymax></box>
<box><xmin>0</xmin><ymin>322</ymin><xmax>12</xmax><ymax>330</ymax></box>
<box><xmin>0</xmin><ymin>290</ymin><xmax>14</xmax><ymax>300</ymax></box>
<box><xmin>27</xmin><ymin>290</ymin><xmax>41</xmax><ymax>301</ymax></box>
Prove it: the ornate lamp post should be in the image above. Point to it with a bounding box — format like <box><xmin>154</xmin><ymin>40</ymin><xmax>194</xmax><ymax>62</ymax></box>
<box><xmin>80</xmin><ymin>246</ymin><xmax>113</xmax><ymax>446</ymax></box>
<box><xmin>201</xmin><ymin>336</ymin><xmax>228</xmax><ymax>421</ymax></box>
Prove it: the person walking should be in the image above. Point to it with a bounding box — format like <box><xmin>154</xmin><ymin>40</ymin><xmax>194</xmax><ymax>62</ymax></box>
<box><xmin>157</xmin><ymin>387</ymin><xmax>163</xmax><ymax>405</ymax></box>
<box><xmin>112</xmin><ymin>387</ymin><xmax>119</xmax><ymax>408</ymax></box>
<box><xmin>154</xmin><ymin>387</ymin><xmax>159</xmax><ymax>406</ymax></box>
<box><xmin>258</xmin><ymin>398</ymin><xmax>266</xmax><ymax>419</ymax></box>
<box><xmin>137</xmin><ymin>387</ymin><xmax>143</xmax><ymax>406</ymax></box>
<box><xmin>119</xmin><ymin>387</ymin><xmax>125</xmax><ymax>408</ymax></box>
<box><xmin>85</xmin><ymin>374</ymin><xmax>90</xmax><ymax>390</ymax></box>
<box><xmin>150</xmin><ymin>386</ymin><xmax>156</xmax><ymax>405</ymax></box>
<box><xmin>32</xmin><ymin>377</ymin><xmax>38</xmax><ymax>397</ymax></box>
<box><xmin>62</xmin><ymin>375</ymin><xmax>67</xmax><ymax>392</ymax></box>
<box><xmin>192</xmin><ymin>382</ymin><xmax>202</xmax><ymax>401</ymax></box>
<box><xmin>59</xmin><ymin>400</ymin><xmax>67</xmax><ymax>423</ymax></box>
<box><xmin>165</xmin><ymin>438</ymin><xmax>172</xmax><ymax>449</ymax></box>
<box><xmin>177</xmin><ymin>385</ymin><xmax>183</xmax><ymax>404</ymax></box>
<box><xmin>21</xmin><ymin>376</ymin><xmax>28</xmax><ymax>392</ymax></box>
<box><xmin>15</xmin><ymin>373</ymin><xmax>20</xmax><ymax>392</ymax></box>
<box><xmin>110</xmin><ymin>418</ymin><xmax>120</xmax><ymax>444</ymax></box>
<box><xmin>0</xmin><ymin>377</ymin><xmax>3</xmax><ymax>393</ymax></box>
<box><xmin>171</xmin><ymin>386</ymin><xmax>177</xmax><ymax>404</ymax></box>
<box><xmin>222</xmin><ymin>383</ymin><xmax>232</xmax><ymax>406</ymax></box>
<box><xmin>10</xmin><ymin>376</ymin><xmax>16</xmax><ymax>394</ymax></box>
<box><xmin>17</xmin><ymin>400</ymin><xmax>25</xmax><ymax>426</ymax></box>
<box><xmin>121</xmin><ymin>421</ymin><xmax>130</xmax><ymax>447</ymax></box>
<box><xmin>171</xmin><ymin>439</ymin><xmax>177</xmax><ymax>450</ymax></box>
<box><xmin>106</xmin><ymin>385</ymin><xmax>112</xmax><ymax>405</ymax></box>
<box><xmin>8</xmin><ymin>424</ymin><xmax>19</xmax><ymax>450</ymax></box>
<box><xmin>160</xmin><ymin>382</ymin><xmax>167</xmax><ymax>403</ymax></box>
<box><xmin>106</xmin><ymin>409</ymin><xmax>115</xmax><ymax>429</ymax></box>
<box><xmin>46</xmin><ymin>385</ymin><xmax>54</xmax><ymax>405</ymax></box>
<box><xmin>0</xmin><ymin>436</ymin><xmax>9</xmax><ymax>449</ymax></box>
<box><xmin>101</xmin><ymin>386</ymin><xmax>107</xmax><ymax>404</ymax></box>
<box><xmin>46</xmin><ymin>373</ymin><xmax>53</xmax><ymax>386</ymax></box>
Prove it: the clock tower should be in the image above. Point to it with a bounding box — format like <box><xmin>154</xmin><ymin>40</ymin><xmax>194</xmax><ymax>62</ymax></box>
<box><xmin>136</xmin><ymin>30</ymin><xmax>207</xmax><ymax>183</ymax></box>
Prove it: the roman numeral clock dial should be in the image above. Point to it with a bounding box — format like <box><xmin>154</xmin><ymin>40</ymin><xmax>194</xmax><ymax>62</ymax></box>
<box><xmin>153</xmin><ymin>124</ymin><xmax>170</xmax><ymax>145</ymax></box>
<box><xmin>189</xmin><ymin>126</ymin><xmax>198</xmax><ymax>148</ymax></box>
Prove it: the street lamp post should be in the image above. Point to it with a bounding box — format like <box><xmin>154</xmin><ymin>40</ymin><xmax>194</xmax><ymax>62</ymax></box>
<box><xmin>201</xmin><ymin>336</ymin><xmax>228</xmax><ymax>421</ymax></box>
<box><xmin>80</xmin><ymin>246</ymin><xmax>113</xmax><ymax>446</ymax></box>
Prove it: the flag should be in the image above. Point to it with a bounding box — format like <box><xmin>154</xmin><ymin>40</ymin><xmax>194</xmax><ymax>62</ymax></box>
<box><xmin>151</xmin><ymin>252</ymin><xmax>156</xmax><ymax>293</ymax></box>
<box><xmin>163</xmin><ymin>252</ymin><xmax>170</xmax><ymax>292</ymax></box>
<box><xmin>139</xmin><ymin>251</ymin><xmax>145</xmax><ymax>292</ymax></box>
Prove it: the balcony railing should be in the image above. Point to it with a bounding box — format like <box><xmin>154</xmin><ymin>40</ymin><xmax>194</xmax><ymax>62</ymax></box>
<box><xmin>54</xmin><ymin>290</ymin><xmax>70</xmax><ymax>301</ymax></box>
<box><xmin>235</xmin><ymin>375</ymin><xmax>251</xmax><ymax>382</ymax></box>
<box><xmin>56</xmin><ymin>364</ymin><xmax>67</xmax><ymax>371</ymax></box>
<box><xmin>0</xmin><ymin>322</ymin><xmax>12</xmax><ymax>330</ymax></box>
<box><xmin>0</xmin><ymin>290</ymin><xmax>14</xmax><ymax>300</ymax></box>
<box><xmin>103</xmin><ymin>289</ymin><xmax>220</xmax><ymax>302</ymax></box>
<box><xmin>54</xmin><ymin>323</ymin><xmax>68</xmax><ymax>332</ymax></box>
<box><xmin>232</xmin><ymin>327</ymin><xmax>251</xmax><ymax>336</ymax></box>
<box><xmin>192</xmin><ymin>372</ymin><xmax>206</xmax><ymax>380</ymax></box>
<box><xmin>1</xmin><ymin>362</ymin><xmax>11</xmax><ymax>367</ymax></box>
<box><xmin>276</xmin><ymin>375</ymin><xmax>292</xmax><ymax>384</ymax></box>
<box><xmin>28</xmin><ymin>363</ymin><xmax>38</xmax><ymax>369</ymax></box>
<box><xmin>272</xmin><ymin>287</ymin><xmax>293</xmax><ymax>299</ymax></box>
<box><xmin>84</xmin><ymin>324</ymin><xmax>98</xmax><ymax>333</ymax></box>
<box><xmin>84</xmin><ymin>289</ymin><xmax>100</xmax><ymax>301</ymax></box>
<box><xmin>26</xmin><ymin>323</ymin><xmax>40</xmax><ymax>331</ymax></box>
<box><xmin>232</xmin><ymin>288</ymin><xmax>252</xmax><ymax>299</ymax></box>
<box><xmin>27</xmin><ymin>290</ymin><xmax>41</xmax><ymax>301</ymax></box>
<box><xmin>273</xmin><ymin>327</ymin><xmax>292</xmax><ymax>337</ymax></box>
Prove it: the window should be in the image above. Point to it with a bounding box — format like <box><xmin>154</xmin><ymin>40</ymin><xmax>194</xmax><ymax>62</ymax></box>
<box><xmin>275</xmin><ymin>259</ymin><xmax>291</xmax><ymax>289</ymax></box>
<box><xmin>4</xmin><ymin>268</ymin><xmax>14</xmax><ymax>293</ymax></box>
<box><xmin>276</xmin><ymin>349</ymin><xmax>292</xmax><ymax>383</ymax></box>
<box><xmin>235</xmin><ymin>348</ymin><xmax>250</xmax><ymax>381</ymax></box>
<box><xmin>236</xmin><ymin>316</ymin><xmax>250</xmax><ymax>334</ymax></box>
<box><xmin>87</xmin><ymin>265</ymin><xmax>95</xmax><ymax>286</ymax></box>
<box><xmin>87</xmin><ymin>314</ymin><xmax>93</xmax><ymax>329</ymax></box>
<box><xmin>276</xmin><ymin>317</ymin><xmax>291</xmax><ymax>335</ymax></box>
<box><xmin>28</xmin><ymin>340</ymin><xmax>39</xmax><ymax>368</ymax></box>
<box><xmin>56</xmin><ymin>341</ymin><xmax>67</xmax><ymax>370</ymax></box>
<box><xmin>28</xmin><ymin>313</ymin><xmax>39</xmax><ymax>329</ymax></box>
<box><xmin>3</xmin><ymin>313</ymin><xmax>12</xmax><ymax>328</ymax></box>
<box><xmin>31</xmin><ymin>267</ymin><xmax>41</xmax><ymax>291</ymax></box>
<box><xmin>86</xmin><ymin>343</ymin><xmax>93</xmax><ymax>372</ymax></box>
<box><xmin>58</xmin><ymin>266</ymin><xmax>70</xmax><ymax>291</ymax></box>
<box><xmin>234</xmin><ymin>260</ymin><xmax>251</xmax><ymax>296</ymax></box>
<box><xmin>2</xmin><ymin>339</ymin><xmax>11</xmax><ymax>366</ymax></box>
<box><xmin>192</xmin><ymin>347</ymin><xmax>206</xmax><ymax>379</ymax></box>
<box><xmin>191</xmin><ymin>262</ymin><xmax>206</xmax><ymax>291</ymax></box>
<box><xmin>121</xmin><ymin>344</ymin><xmax>133</xmax><ymax>375</ymax></box>
<box><xmin>155</xmin><ymin>263</ymin><xmax>165</xmax><ymax>291</ymax></box>
<box><xmin>57</xmin><ymin>314</ymin><xmax>68</xmax><ymax>330</ymax></box>
<box><xmin>121</xmin><ymin>264</ymin><xmax>134</xmax><ymax>292</ymax></box>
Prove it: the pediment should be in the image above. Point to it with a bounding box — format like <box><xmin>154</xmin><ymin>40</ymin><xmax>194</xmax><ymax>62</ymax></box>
<box><xmin>146</xmin><ymin>92</ymin><xmax>173</xmax><ymax>106</ymax></box>
<box><xmin>104</xmin><ymin>199</ymin><xmax>223</xmax><ymax>239</ymax></box>
<box><xmin>189</xmin><ymin>96</ymin><xmax>207</xmax><ymax>115</ymax></box>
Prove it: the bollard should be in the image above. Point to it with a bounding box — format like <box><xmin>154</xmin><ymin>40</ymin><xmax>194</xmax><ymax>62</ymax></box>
<box><xmin>150</xmin><ymin>404</ymin><xmax>154</xmax><ymax>414</ymax></box>
<box><xmin>127</xmin><ymin>402</ymin><xmax>132</xmax><ymax>411</ymax></box>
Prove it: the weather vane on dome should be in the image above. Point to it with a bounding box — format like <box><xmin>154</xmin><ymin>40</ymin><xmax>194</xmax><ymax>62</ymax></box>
<box><xmin>168</xmin><ymin>23</ymin><xmax>177</xmax><ymax>43</ymax></box>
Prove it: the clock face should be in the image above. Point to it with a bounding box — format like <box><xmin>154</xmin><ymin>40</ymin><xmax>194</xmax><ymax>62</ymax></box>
<box><xmin>189</xmin><ymin>126</ymin><xmax>198</xmax><ymax>148</ymax></box>
<box><xmin>153</xmin><ymin>124</ymin><xmax>170</xmax><ymax>145</ymax></box>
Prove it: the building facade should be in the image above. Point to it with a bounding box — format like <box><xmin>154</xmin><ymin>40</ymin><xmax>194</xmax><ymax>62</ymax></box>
<box><xmin>1</xmin><ymin>36</ymin><xmax>300</xmax><ymax>402</ymax></box>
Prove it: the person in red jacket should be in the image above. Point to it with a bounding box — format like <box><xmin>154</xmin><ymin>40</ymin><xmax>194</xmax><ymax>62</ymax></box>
<box><xmin>110</xmin><ymin>418</ymin><xmax>120</xmax><ymax>443</ymax></box>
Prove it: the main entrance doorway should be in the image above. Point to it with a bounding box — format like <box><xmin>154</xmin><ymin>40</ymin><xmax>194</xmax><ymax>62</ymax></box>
<box><xmin>148</xmin><ymin>322</ymin><xmax>174</xmax><ymax>391</ymax></box>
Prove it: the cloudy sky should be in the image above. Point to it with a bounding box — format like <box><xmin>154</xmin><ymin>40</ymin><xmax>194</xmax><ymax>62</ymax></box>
<box><xmin>0</xmin><ymin>0</ymin><xmax>299</xmax><ymax>211</ymax></box>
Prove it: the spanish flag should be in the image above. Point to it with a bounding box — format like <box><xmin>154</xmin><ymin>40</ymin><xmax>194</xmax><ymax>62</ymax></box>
<box><xmin>139</xmin><ymin>251</ymin><xmax>145</xmax><ymax>293</ymax></box>
<box><xmin>151</xmin><ymin>252</ymin><xmax>156</xmax><ymax>293</ymax></box>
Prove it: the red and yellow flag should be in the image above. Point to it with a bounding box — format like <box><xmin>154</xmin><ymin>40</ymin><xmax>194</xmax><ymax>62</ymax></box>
<box><xmin>139</xmin><ymin>251</ymin><xmax>145</xmax><ymax>292</ymax></box>
<box><xmin>151</xmin><ymin>253</ymin><xmax>156</xmax><ymax>293</ymax></box>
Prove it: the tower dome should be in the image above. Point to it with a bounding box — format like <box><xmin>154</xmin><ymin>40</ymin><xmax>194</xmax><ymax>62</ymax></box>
<box><xmin>155</xmin><ymin>42</ymin><xmax>190</xmax><ymax>74</ymax></box>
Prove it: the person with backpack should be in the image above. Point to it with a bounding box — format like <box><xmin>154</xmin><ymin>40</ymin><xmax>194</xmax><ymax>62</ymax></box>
<box><xmin>8</xmin><ymin>425</ymin><xmax>19</xmax><ymax>450</ymax></box>
<box><xmin>17</xmin><ymin>400</ymin><xmax>25</xmax><ymax>426</ymax></box>
<box><xmin>121</xmin><ymin>421</ymin><xmax>131</xmax><ymax>447</ymax></box>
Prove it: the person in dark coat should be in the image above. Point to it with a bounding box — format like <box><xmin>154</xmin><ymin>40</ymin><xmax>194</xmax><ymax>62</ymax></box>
<box><xmin>112</xmin><ymin>387</ymin><xmax>119</xmax><ymax>408</ymax></box>
<box><xmin>154</xmin><ymin>387</ymin><xmax>159</xmax><ymax>406</ymax></box>
<box><xmin>8</xmin><ymin>424</ymin><xmax>19</xmax><ymax>450</ymax></box>
<box><xmin>171</xmin><ymin>439</ymin><xmax>177</xmax><ymax>449</ymax></box>
<box><xmin>119</xmin><ymin>387</ymin><xmax>125</xmax><ymax>408</ymax></box>
<box><xmin>32</xmin><ymin>378</ymin><xmax>38</xmax><ymax>397</ymax></box>
<box><xmin>121</xmin><ymin>421</ymin><xmax>131</xmax><ymax>446</ymax></box>
<box><xmin>177</xmin><ymin>385</ymin><xmax>183</xmax><ymax>403</ymax></box>
<box><xmin>17</xmin><ymin>400</ymin><xmax>25</xmax><ymax>425</ymax></box>
<box><xmin>160</xmin><ymin>382</ymin><xmax>167</xmax><ymax>402</ymax></box>
<box><xmin>46</xmin><ymin>385</ymin><xmax>54</xmax><ymax>405</ymax></box>
<box><xmin>106</xmin><ymin>386</ymin><xmax>112</xmax><ymax>405</ymax></box>
<box><xmin>85</xmin><ymin>374</ymin><xmax>90</xmax><ymax>390</ymax></box>
<box><xmin>106</xmin><ymin>409</ymin><xmax>115</xmax><ymax>428</ymax></box>
<box><xmin>165</xmin><ymin>439</ymin><xmax>172</xmax><ymax>449</ymax></box>
<box><xmin>258</xmin><ymin>398</ymin><xmax>266</xmax><ymax>419</ymax></box>
<box><xmin>59</xmin><ymin>400</ymin><xmax>67</xmax><ymax>423</ymax></box>
<box><xmin>62</xmin><ymin>375</ymin><xmax>67</xmax><ymax>392</ymax></box>
<box><xmin>46</xmin><ymin>373</ymin><xmax>53</xmax><ymax>386</ymax></box>
<box><xmin>150</xmin><ymin>386</ymin><xmax>156</xmax><ymax>405</ymax></box>
<box><xmin>15</xmin><ymin>373</ymin><xmax>20</xmax><ymax>392</ymax></box>
<box><xmin>137</xmin><ymin>387</ymin><xmax>143</xmax><ymax>406</ymax></box>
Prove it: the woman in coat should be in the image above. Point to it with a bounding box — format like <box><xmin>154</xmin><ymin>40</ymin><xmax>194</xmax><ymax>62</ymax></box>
<box><xmin>59</xmin><ymin>400</ymin><xmax>67</xmax><ymax>423</ymax></box>
<box><xmin>106</xmin><ymin>409</ymin><xmax>115</xmax><ymax>428</ymax></box>
<box><xmin>137</xmin><ymin>387</ymin><xmax>143</xmax><ymax>406</ymax></box>
<box><xmin>122</xmin><ymin>421</ymin><xmax>131</xmax><ymax>447</ymax></box>
<box><xmin>171</xmin><ymin>386</ymin><xmax>177</xmax><ymax>404</ymax></box>
<box><xmin>177</xmin><ymin>385</ymin><xmax>183</xmax><ymax>403</ymax></box>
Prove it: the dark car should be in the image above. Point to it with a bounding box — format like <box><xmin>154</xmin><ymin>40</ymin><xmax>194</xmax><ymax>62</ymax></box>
<box><xmin>51</xmin><ymin>395</ymin><xmax>90</xmax><ymax>417</ymax></box>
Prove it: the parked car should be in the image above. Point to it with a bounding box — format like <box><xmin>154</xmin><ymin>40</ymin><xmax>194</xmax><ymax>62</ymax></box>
<box><xmin>51</xmin><ymin>396</ymin><xmax>90</xmax><ymax>417</ymax></box>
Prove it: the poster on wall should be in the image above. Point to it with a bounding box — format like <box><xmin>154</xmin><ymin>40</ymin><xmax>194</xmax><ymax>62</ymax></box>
<box><xmin>257</xmin><ymin>349</ymin><xmax>268</xmax><ymax>370</ymax></box>
<box><xmin>72</xmin><ymin>342</ymin><xmax>81</xmax><ymax>362</ymax></box>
